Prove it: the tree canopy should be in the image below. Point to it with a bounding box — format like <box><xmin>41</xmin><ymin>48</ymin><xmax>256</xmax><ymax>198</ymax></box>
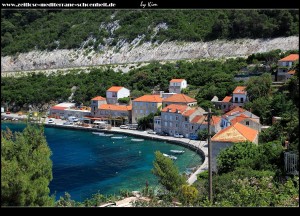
<box><xmin>152</xmin><ymin>151</ymin><xmax>185</xmax><ymax>193</ymax></box>
<box><xmin>1</xmin><ymin>10</ymin><xmax>299</xmax><ymax>56</ymax></box>
<box><xmin>1</xmin><ymin>124</ymin><xmax>54</xmax><ymax>206</ymax></box>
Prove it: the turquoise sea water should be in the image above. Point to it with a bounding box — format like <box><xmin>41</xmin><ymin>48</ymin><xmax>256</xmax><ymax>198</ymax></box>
<box><xmin>1</xmin><ymin>122</ymin><xmax>203</xmax><ymax>202</ymax></box>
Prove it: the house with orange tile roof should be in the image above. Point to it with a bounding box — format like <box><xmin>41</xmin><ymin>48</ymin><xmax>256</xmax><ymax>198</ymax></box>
<box><xmin>212</xmin><ymin>86</ymin><xmax>248</xmax><ymax>112</ymax></box>
<box><xmin>230</xmin><ymin>114</ymin><xmax>261</xmax><ymax>132</ymax></box>
<box><xmin>97</xmin><ymin>104</ymin><xmax>132</xmax><ymax>125</ymax></box>
<box><xmin>162</xmin><ymin>93</ymin><xmax>197</xmax><ymax>108</ymax></box>
<box><xmin>106</xmin><ymin>86</ymin><xmax>130</xmax><ymax>104</ymax></box>
<box><xmin>156</xmin><ymin>104</ymin><xmax>205</xmax><ymax>137</ymax></box>
<box><xmin>232</xmin><ymin>86</ymin><xmax>248</xmax><ymax>107</ymax></box>
<box><xmin>90</xmin><ymin>96</ymin><xmax>107</xmax><ymax>117</ymax></box>
<box><xmin>221</xmin><ymin>106</ymin><xmax>260</xmax><ymax>129</ymax></box>
<box><xmin>211</xmin><ymin>122</ymin><xmax>259</xmax><ymax>171</ymax></box>
<box><xmin>50</xmin><ymin>102</ymin><xmax>91</xmax><ymax>119</ymax></box>
<box><xmin>169</xmin><ymin>79</ymin><xmax>187</xmax><ymax>94</ymax></box>
<box><xmin>132</xmin><ymin>95</ymin><xmax>163</xmax><ymax>123</ymax></box>
<box><xmin>190</xmin><ymin>115</ymin><xmax>222</xmax><ymax>136</ymax></box>
<box><xmin>278</xmin><ymin>54</ymin><xmax>299</xmax><ymax>81</ymax></box>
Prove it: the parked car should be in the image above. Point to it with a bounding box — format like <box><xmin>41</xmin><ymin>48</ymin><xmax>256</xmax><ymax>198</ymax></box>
<box><xmin>120</xmin><ymin>125</ymin><xmax>129</xmax><ymax>129</ymax></box>
<box><xmin>174</xmin><ymin>133</ymin><xmax>184</xmax><ymax>138</ymax></box>
<box><xmin>68</xmin><ymin>116</ymin><xmax>79</xmax><ymax>122</ymax></box>
<box><xmin>147</xmin><ymin>130</ymin><xmax>156</xmax><ymax>134</ymax></box>
<box><xmin>63</xmin><ymin>121</ymin><xmax>74</xmax><ymax>125</ymax></box>
<box><xmin>48</xmin><ymin>119</ymin><xmax>54</xmax><ymax>124</ymax></box>
<box><xmin>158</xmin><ymin>132</ymin><xmax>169</xmax><ymax>136</ymax></box>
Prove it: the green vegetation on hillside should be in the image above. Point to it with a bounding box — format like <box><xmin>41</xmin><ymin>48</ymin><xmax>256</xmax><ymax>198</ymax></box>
<box><xmin>134</xmin><ymin>141</ymin><xmax>299</xmax><ymax>207</ymax></box>
<box><xmin>1</xmin><ymin>58</ymin><xmax>246</xmax><ymax>109</ymax></box>
<box><xmin>1</xmin><ymin>49</ymin><xmax>298</xmax><ymax>115</ymax></box>
<box><xmin>1</xmin><ymin>124</ymin><xmax>54</xmax><ymax>206</ymax></box>
<box><xmin>1</xmin><ymin>9</ymin><xmax>299</xmax><ymax>56</ymax></box>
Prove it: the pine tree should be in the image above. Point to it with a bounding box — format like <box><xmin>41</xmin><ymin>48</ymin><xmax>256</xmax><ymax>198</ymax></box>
<box><xmin>1</xmin><ymin>124</ymin><xmax>54</xmax><ymax>206</ymax></box>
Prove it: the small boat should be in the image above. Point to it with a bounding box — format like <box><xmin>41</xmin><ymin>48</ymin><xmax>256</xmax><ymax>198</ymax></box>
<box><xmin>163</xmin><ymin>153</ymin><xmax>177</xmax><ymax>160</ymax></box>
<box><xmin>111</xmin><ymin>136</ymin><xmax>127</xmax><ymax>139</ymax></box>
<box><xmin>101</xmin><ymin>134</ymin><xmax>114</xmax><ymax>137</ymax></box>
<box><xmin>92</xmin><ymin>132</ymin><xmax>104</xmax><ymax>135</ymax></box>
<box><xmin>170</xmin><ymin>150</ymin><xmax>185</xmax><ymax>154</ymax></box>
<box><xmin>131</xmin><ymin>138</ymin><xmax>144</xmax><ymax>142</ymax></box>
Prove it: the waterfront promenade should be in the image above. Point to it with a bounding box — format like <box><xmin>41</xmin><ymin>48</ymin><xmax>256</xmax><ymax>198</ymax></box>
<box><xmin>1</xmin><ymin>113</ymin><xmax>208</xmax><ymax>184</ymax></box>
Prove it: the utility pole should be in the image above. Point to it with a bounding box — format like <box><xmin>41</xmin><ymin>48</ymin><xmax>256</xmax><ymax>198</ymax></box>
<box><xmin>207</xmin><ymin>108</ymin><xmax>213</xmax><ymax>203</ymax></box>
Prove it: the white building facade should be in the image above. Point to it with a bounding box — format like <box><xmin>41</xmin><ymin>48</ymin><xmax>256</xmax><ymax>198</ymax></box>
<box><xmin>106</xmin><ymin>86</ymin><xmax>130</xmax><ymax>104</ymax></box>
<box><xmin>169</xmin><ymin>79</ymin><xmax>187</xmax><ymax>94</ymax></box>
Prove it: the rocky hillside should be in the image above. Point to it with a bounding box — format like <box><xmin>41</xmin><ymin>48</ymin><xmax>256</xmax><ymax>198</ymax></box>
<box><xmin>1</xmin><ymin>36</ymin><xmax>299</xmax><ymax>72</ymax></box>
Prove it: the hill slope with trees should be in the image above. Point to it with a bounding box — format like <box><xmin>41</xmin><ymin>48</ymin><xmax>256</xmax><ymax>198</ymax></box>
<box><xmin>2</xmin><ymin>9</ymin><xmax>299</xmax><ymax>56</ymax></box>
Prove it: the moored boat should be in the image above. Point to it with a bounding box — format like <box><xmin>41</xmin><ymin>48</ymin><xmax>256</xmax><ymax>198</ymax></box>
<box><xmin>170</xmin><ymin>150</ymin><xmax>185</xmax><ymax>154</ymax></box>
<box><xmin>163</xmin><ymin>153</ymin><xmax>177</xmax><ymax>160</ymax></box>
<box><xmin>131</xmin><ymin>138</ymin><xmax>144</xmax><ymax>142</ymax></box>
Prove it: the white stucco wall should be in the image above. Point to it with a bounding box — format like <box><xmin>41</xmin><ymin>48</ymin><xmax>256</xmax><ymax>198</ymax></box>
<box><xmin>117</xmin><ymin>88</ymin><xmax>130</xmax><ymax>99</ymax></box>
<box><xmin>232</xmin><ymin>94</ymin><xmax>247</xmax><ymax>104</ymax></box>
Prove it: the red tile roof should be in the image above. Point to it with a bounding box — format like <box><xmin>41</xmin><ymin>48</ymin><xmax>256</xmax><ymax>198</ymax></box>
<box><xmin>233</xmin><ymin>86</ymin><xmax>246</xmax><ymax>94</ymax></box>
<box><xmin>230</xmin><ymin>114</ymin><xmax>249</xmax><ymax>124</ymax></box>
<box><xmin>224</xmin><ymin>106</ymin><xmax>246</xmax><ymax>116</ymax></box>
<box><xmin>163</xmin><ymin>94</ymin><xmax>196</xmax><ymax>103</ymax></box>
<box><xmin>279</xmin><ymin>54</ymin><xmax>299</xmax><ymax>62</ymax></box>
<box><xmin>91</xmin><ymin>96</ymin><xmax>106</xmax><ymax>101</ymax></box>
<box><xmin>99</xmin><ymin>104</ymin><xmax>132</xmax><ymax>111</ymax></box>
<box><xmin>182</xmin><ymin>109</ymin><xmax>196</xmax><ymax>117</ymax></box>
<box><xmin>170</xmin><ymin>79</ymin><xmax>186</xmax><ymax>83</ymax></box>
<box><xmin>288</xmin><ymin>70</ymin><xmax>296</xmax><ymax>75</ymax></box>
<box><xmin>222</xmin><ymin>96</ymin><xmax>232</xmax><ymax>103</ymax></box>
<box><xmin>191</xmin><ymin>115</ymin><xmax>221</xmax><ymax>125</ymax></box>
<box><xmin>51</xmin><ymin>106</ymin><xmax>67</xmax><ymax>110</ymax></box>
<box><xmin>212</xmin><ymin>122</ymin><xmax>258</xmax><ymax>143</ymax></box>
<box><xmin>162</xmin><ymin>104</ymin><xmax>188</xmax><ymax>113</ymax></box>
<box><xmin>191</xmin><ymin>115</ymin><xmax>205</xmax><ymax>124</ymax></box>
<box><xmin>107</xmin><ymin>86</ymin><xmax>124</xmax><ymax>92</ymax></box>
<box><xmin>133</xmin><ymin>95</ymin><xmax>163</xmax><ymax>103</ymax></box>
<box><xmin>211</xmin><ymin>116</ymin><xmax>222</xmax><ymax>125</ymax></box>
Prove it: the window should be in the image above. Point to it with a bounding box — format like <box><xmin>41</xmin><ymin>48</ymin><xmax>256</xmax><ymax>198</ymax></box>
<box><xmin>165</xmin><ymin>122</ymin><xmax>167</xmax><ymax>127</ymax></box>
<box><xmin>246</xmin><ymin>121</ymin><xmax>249</xmax><ymax>126</ymax></box>
<box><xmin>235</xmin><ymin>97</ymin><xmax>238</xmax><ymax>102</ymax></box>
<box><xmin>170</xmin><ymin>115</ymin><xmax>172</xmax><ymax>121</ymax></box>
<box><xmin>241</xmin><ymin>97</ymin><xmax>244</xmax><ymax>103</ymax></box>
<box><xmin>191</xmin><ymin>126</ymin><xmax>194</xmax><ymax>130</ymax></box>
<box><xmin>223</xmin><ymin>105</ymin><xmax>226</xmax><ymax>109</ymax></box>
<box><xmin>140</xmin><ymin>110</ymin><xmax>143</xmax><ymax>114</ymax></box>
<box><xmin>185</xmin><ymin>117</ymin><xmax>188</xmax><ymax>121</ymax></box>
<box><xmin>176</xmin><ymin>116</ymin><xmax>178</xmax><ymax>120</ymax></box>
<box><xmin>176</xmin><ymin>124</ymin><xmax>178</xmax><ymax>127</ymax></box>
<box><xmin>170</xmin><ymin>122</ymin><xmax>173</xmax><ymax>127</ymax></box>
